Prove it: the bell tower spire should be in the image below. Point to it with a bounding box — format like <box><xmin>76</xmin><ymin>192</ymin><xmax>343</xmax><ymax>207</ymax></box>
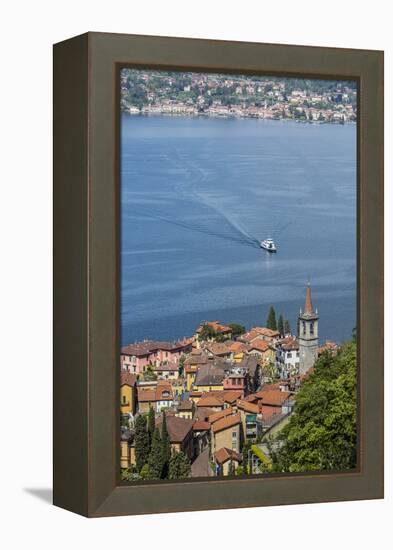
<box><xmin>298</xmin><ymin>282</ymin><xmax>319</xmax><ymax>375</ymax></box>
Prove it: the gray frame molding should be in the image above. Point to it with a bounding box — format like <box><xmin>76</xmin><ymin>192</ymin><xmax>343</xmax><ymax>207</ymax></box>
<box><xmin>53</xmin><ymin>32</ymin><xmax>383</xmax><ymax>517</ymax></box>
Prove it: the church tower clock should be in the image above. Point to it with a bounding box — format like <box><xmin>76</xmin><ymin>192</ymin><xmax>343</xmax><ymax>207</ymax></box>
<box><xmin>298</xmin><ymin>283</ymin><xmax>319</xmax><ymax>375</ymax></box>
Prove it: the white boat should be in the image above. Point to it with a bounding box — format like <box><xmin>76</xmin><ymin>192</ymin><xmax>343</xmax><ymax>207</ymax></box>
<box><xmin>260</xmin><ymin>238</ymin><xmax>277</xmax><ymax>252</ymax></box>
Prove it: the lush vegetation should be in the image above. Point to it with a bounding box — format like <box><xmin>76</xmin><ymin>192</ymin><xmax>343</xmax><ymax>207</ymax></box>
<box><xmin>269</xmin><ymin>341</ymin><xmax>357</xmax><ymax>472</ymax></box>
<box><xmin>123</xmin><ymin>410</ymin><xmax>191</xmax><ymax>482</ymax></box>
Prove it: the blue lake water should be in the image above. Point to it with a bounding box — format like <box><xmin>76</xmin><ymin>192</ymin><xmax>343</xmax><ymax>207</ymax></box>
<box><xmin>121</xmin><ymin>114</ymin><xmax>356</xmax><ymax>346</ymax></box>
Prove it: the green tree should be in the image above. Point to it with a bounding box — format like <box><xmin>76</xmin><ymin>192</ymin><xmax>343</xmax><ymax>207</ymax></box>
<box><xmin>168</xmin><ymin>451</ymin><xmax>191</xmax><ymax>479</ymax></box>
<box><xmin>139</xmin><ymin>463</ymin><xmax>152</xmax><ymax>480</ymax></box>
<box><xmin>178</xmin><ymin>355</ymin><xmax>186</xmax><ymax>377</ymax></box>
<box><xmin>228</xmin><ymin>323</ymin><xmax>246</xmax><ymax>338</ymax></box>
<box><xmin>278</xmin><ymin>314</ymin><xmax>284</xmax><ymax>336</ymax></box>
<box><xmin>284</xmin><ymin>319</ymin><xmax>291</xmax><ymax>336</ymax></box>
<box><xmin>160</xmin><ymin>411</ymin><xmax>171</xmax><ymax>478</ymax></box>
<box><xmin>242</xmin><ymin>439</ymin><xmax>252</xmax><ymax>475</ymax></box>
<box><xmin>144</xmin><ymin>363</ymin><xmax>157</xmax><ymax>381</ymax></box>
<box><xmin>199</xmin><ymin>323</ymin><xmax>216</xmax><ymax>341</ymax></box>
<box><xmin>148</xmin><ymin>427</ymin><xmax>164</xmax><ymax>479</ymax></box>
<box><xmin>271</xmin><ymin>341</ymin><xmax>357</xmax><ymax>472</ymax></box>
<box><xmin>134</xmin><ymin>414</ymin><xmax>149</xmax><ymax>472</ymax></box>
<box><xmin>266</xmin><ymin>306</ymin><xmax>277</xmax><ymax>330</ymax></box>
<box><xmin>147</xmin><ymin>406</ymin><xmax>155</xmax><ymax>449</ymax></box>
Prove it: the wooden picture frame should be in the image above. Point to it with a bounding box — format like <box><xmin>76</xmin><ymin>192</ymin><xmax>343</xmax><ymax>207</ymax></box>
<box><xmin>53</xmin><ymin>32</ymin><xmax>383</xmax><ymax>517</ymax></box>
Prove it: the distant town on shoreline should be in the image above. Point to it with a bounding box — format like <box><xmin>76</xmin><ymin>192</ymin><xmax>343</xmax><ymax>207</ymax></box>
<box><xmin>120</xmin><ymin>69</ymin><xmax>357</xmax><ymax>124</ymax></box>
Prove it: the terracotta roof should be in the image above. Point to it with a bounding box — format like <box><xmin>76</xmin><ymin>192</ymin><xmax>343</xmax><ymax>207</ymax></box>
<box><xmin>137</xmin><ymin>384</ymin><xmax>173</xmax><ymax>402</ymax></box>
<box><xmin>156</xmin><ymin>415</ymin><xmax>193</xmax><ymax>443</ymax></box>
<box><xmin>197</xmin><ymin>321</ymin><xmax>232</xmax><ymax>334</ymax></box>
<box><xmin>137</xmin><ymin>388</ymin><xmax>156</xmax><ymax>402</ymax></box>
<box><xmin>249</xmin><ymin>340</ymin><xmax>270</xmax><ymax>352</ymax></box>
<box><xmin>253</xmin><ymin>327</ymin><xmax>280</xmax><ymax>338</ymax></box>
<box><xmin>212</xmin><ymin>413</ymin><xmax>241</xmax><ymax>434</ymax></box>
<box><xmin>154</xmin><ymin>362</ymin><xmax>179</xmax><ymax>372</ymax></box>
<box><xmin>155</xmin><ymin>385</ymin><xmax>173</xmax><ymax>401</ymax></box>
<box><xmin>206</xmin><ymin>342</ymin><xmax>232</xmax><ymax>356</ymax></box>
<box><xmin>256</xmin><ymin>390</ymin><xmax>291</xmax><ymax>406</ymax></box>
<box><xmin>239</xmin><ymin>329</ymin><xmax>263</xmax><ymax>343</ymax></box>
<box><xmin>196</xmin><ymin>395</ymin><xmax>225</xmax><ymax>408</ymax></box>
<box><xmin>277</xmin><ymin>336</ymin><xmax>299</xmax><ymax>351</ymax></box>
<box><xmin>237</xmin><ymin>400</ymin><xmax>259</xmax><ymax>414</ymax></box>
<box><xmin>122</xmin><ymin>338</ymin><xmax>191</xmax><ymax>357</ymax></box>
<box><xmin>208</xmin><ymin>407</ymin><xmax>233</xmax><ymax>424</ymax></box>
<box><xmin>120</xmin><ymin>372</ymin><xmax>137</xmax><ymax>387</ymax></box>
<box><xmin>177</xmin><ymin>399</ymin><xmax>193</xmax><ymax>411</ymax></box>
<box><xmin>194</xmin><ymin>407</ymin><xmax>216</xmax><ymax>421</ymax></box>
<box><xmin>228</xmin><ymin>341</ymin><xmax>250</xmax><ymax>353</ymax></box>
<box><xmin>184</xmin><ymin>354</ymin><xmax>209</xmax><ymax>366</ymax></box>
<box><xmin>215</xmin><ymin>447</ymin><xmax>242</xmax><ymax>465</ymax></box>
<box><xmin>193</xmin><ymin>420</ymin><xmax>211</xmax><ymax>431</ymax></box>
<box><xmin>318</xmin><ymin>341</ymin><xmax>339</xmax><ymax>354</ymax></box>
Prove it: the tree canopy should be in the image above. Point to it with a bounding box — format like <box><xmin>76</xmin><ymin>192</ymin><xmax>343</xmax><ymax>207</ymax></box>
<box><xmin>228</xmin><ymin>323</ymin><xmax>246</xmax><ymax>338</ymax></box>
<box><xmin>134</xmin><ymin>414</ymin><xmax>150</xmax><ymax>472</ymax></box>
<box><xmin>270</xmin><ymin>341</ymin><xmax>357</xmax><ymax>472</ymax></box>
<box><xmin>266</xmin><ymin>306</ymin><xmax>277</xmax><ymax>330</ymax></box>
<box><xmin>168</xmin><ymin>451</ymin><xmax>191</xmax><ymax>479</ymax></box>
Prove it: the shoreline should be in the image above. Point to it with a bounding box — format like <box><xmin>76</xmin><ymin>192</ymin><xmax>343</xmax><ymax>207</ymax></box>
<box><xmin>121</xmin><ymin>109</ymin><xmax>356</xmax><ymax>125</ymax></box>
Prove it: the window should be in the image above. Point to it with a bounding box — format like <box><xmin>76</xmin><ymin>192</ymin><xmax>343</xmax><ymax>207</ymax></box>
<box><xmin>310</xmin><ymin>322</ymin><xmax>314</xmax><ymax>335</ymax></box>
<box><xmin>287</xmin><ymin>352</ymin><xmax>292</xmax><ymax>358</ymax></box>
<box><xmin>302</xmin><ymin>321</ymin><xmax>306</xmax><ymax>335</ymax></box>
<box><xmin>232</xmin><ymin>431</ymin><xmax>237</xmax><ymax>439</ymax></box>
<box><xmin>122</xmin><ymin>395</ymin><xmax>127</xmax><ymax>404</ymax></box>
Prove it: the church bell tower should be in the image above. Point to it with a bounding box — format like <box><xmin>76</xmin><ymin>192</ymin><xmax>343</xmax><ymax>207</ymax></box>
<box><xmin>298</xmin><ymin>282</ymin><xmax>319</xmax><ymax>375</ymax></box>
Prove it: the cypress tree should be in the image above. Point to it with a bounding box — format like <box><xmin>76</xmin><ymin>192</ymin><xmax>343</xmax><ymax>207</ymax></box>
<box><xmin>278</xmin><ymin>314</ymin><xmax>284</xmax><ymax>336</ymax></box>
<box><xmin>147</xmin><ymin>406</ymin><xmax>155</xmax><ymax>450</ymax></box>
<box><xmin>148</xmin><ymin>427</ymin><xmax>164</xmax><ymax>479</ymax></box>
<box><xmin>160</xmin><ymin>411</ymin><xmax>171</xmax><ymax>478</ymax></box>
<box><xmin>284</xmin><ymin>319</ymin><xmax>291</xmax><ymax>336</ymax></box>
<box><xmin>134</xmin><ymin>414</ymin><xmax>149</xmax><ymax>472</ymax></box>
<box><xmin>266</xmin><ymin>306</ymin><xmax>277</xmax><ymax>330</ymax></box>
<box><xmin>168</xmin><ymin>451</ymin><xmax>191</xmax><ymax>479</ymax></box>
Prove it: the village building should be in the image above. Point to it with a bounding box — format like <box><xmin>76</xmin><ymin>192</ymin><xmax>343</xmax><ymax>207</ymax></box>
<box><xmin>193</xmin><ymin>363</ymin><xmax>225</xmax><ymax>392</ymax></box>
<box><xmin>227</xmin><ymin>341</ymin><xmax>250</xmax><ymax>363</ymax></box>
<box><xmin>120</xmin><ymin>371</ymin><xmax>137</xmax><ymax>416</ymax></box>
<box><xmin>237</xmin><ymin>400</ymin><xmax>260</xmax><ymax>441</ymax></box>
<box><xmin>156</xmin><ymin>415</ymin><xmax>194</xmax><ymax>461</ymax></box>
<box><xmin>298</xmin><ymin>283</ymin><xmax>319</xmax><ymax>374</ymax></box>
<box><xmin>121</xmin><ymin>338</ymin><xmax>192</xmax><ymax>374</ymax></box>
<box><xmin>136</xmin><ymin>381</ymin><xmax>174</xmax><ymax>414</ymax></box>
<box><xmin>175</xmin><ymin>399</ymin><xmax>194</xmax><ymax>419</ymax></box>
<box><xmin>120</xmin><ymin>428</ymin><xmax>136</xmax><ymax>469</ymax></box>
<box><xmin>318</xmin><ymin>341</ymin><xmax>339</xmax><ymax>356</ymax></box>
<box><xmin>153</xmin><ymin>361</ymin><xmax>179</xmax><ymax>380</ymax></box>
<box><xmin>210</xmin><ymin>413</ymin><xmax>242</xmax><ymax>457</ymax></box>
<box><xmin>276</xmin><ymin>336</ymin><xmax>300</xmax><ymax>379</ymax></box>
<box><xmin>194</xmin><ymin>320</ymin><xmax>232</xmax><ymax>347</ymax></box>
<box><xmin>214</xmin><ymin>447</ymin><xmax>242</xmax><ymax>476</ymax></box>
<box><xmin>248</xmin><ymin>339</ymin><xmax>275</xmax><ymax>365</ymax></box>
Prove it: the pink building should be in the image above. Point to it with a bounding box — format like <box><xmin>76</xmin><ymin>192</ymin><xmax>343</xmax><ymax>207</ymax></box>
<box><xmin>121</xmin><ymin>338</ymin><xmax>192</xmax><ymax>374</ymax></box>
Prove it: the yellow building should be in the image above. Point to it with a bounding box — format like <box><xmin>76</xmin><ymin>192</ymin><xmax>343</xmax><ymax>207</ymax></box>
<box><xmin>214</xmin><ymin>447</ymin><xmax>242</xmax><ymax>476</ymax></box>
<box><xmin>184</xmin><ymin>365</ymin><xmax>199</xmax><ymax>391</ymax></box>
<box><xmin>120</xmin><ymin>435</ymin><xmax>136</xmax><ymax>469</ymax></box>
<box><xmin>120</xmin><ymin>372</ymin><xmax>137</xmax><ymax>415</ymax></box>
<box><xmin>210</xmin><ymin>413</ymin><xmax>242</xmax><ymax>456</ymax></box>
<box><xmin>175</xmin><ymin>399</ymin><xmax>194</xmax><ymax>419</ymax></box>
<box><xmin>248</xmin><ymin>340</ymin><xmax>275</xmax><ymax>365</ymax></box>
